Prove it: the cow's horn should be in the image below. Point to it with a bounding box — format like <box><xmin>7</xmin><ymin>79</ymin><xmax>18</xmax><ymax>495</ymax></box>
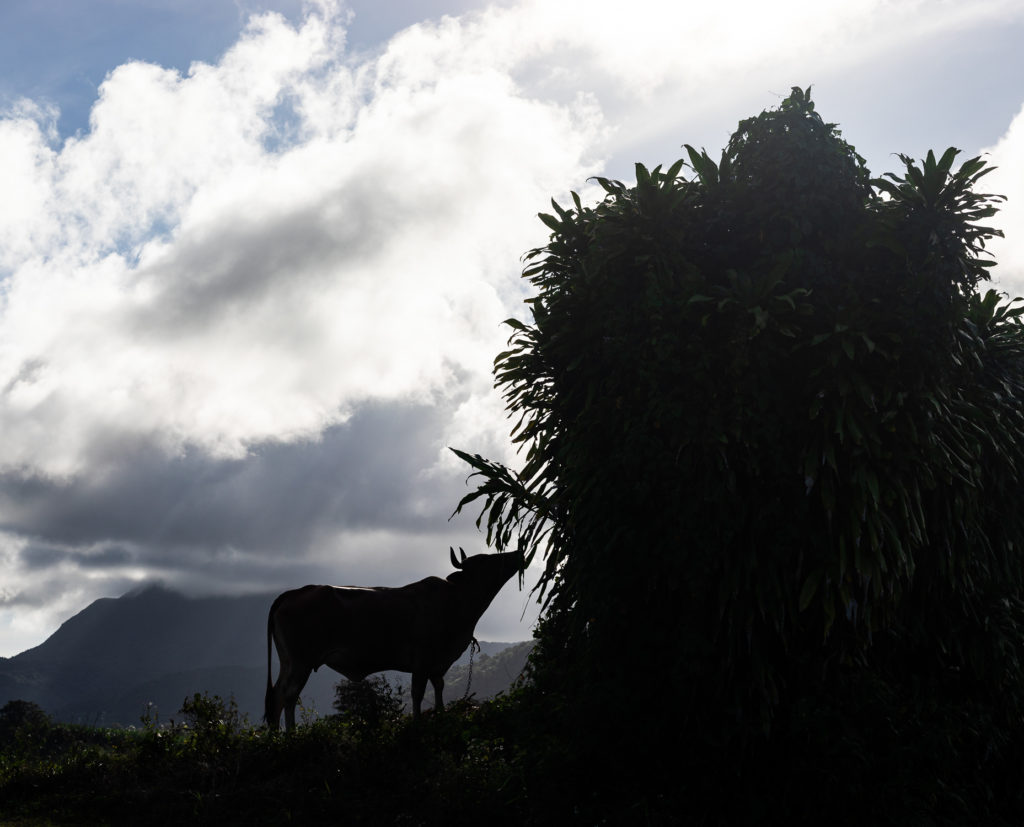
<box><xmin>450</xmin><ymin>546</ymin><xmax>463</xmax><ymax>569</ymax></box>
<box><xmin>459</xmin><ymin>547</ymin><xmax>467</xmax><ymax>563</ymax></box>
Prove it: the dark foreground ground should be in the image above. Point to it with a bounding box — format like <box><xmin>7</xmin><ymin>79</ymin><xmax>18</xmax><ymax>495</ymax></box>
<box><xmin>4</xmin><ymin>684</ymin><xmax>1024</xmax><ymax>826</ymax></box>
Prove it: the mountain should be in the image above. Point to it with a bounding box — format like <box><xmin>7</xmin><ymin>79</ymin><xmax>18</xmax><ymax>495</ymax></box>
<box><xmin>0</xmin><ymin>585</ymin><xmax>531</xmax><ymax>726</ymax></box>
<box><xmin>440</xmin><ymin>640</ymin><xmax>535</xmax><ymax>702</ymax></box>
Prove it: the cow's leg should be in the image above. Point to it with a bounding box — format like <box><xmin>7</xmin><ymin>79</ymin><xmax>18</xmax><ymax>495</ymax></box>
<box><xmin>430</xmin><ymin>675</ymin><xmax>445</xmax><ymax>712</ymax></box>
<box><xmin>266</xmin><ymin>655</ymin><xmax>289</xmax><ymax>730</ymax></box>
<box><xmin>268</xmin><ymin>626</ymin><xmax>312</xmax><ymax>732</ymax></box>
<box><xmin>266</xmin><ymin>679</ymin><xmax>283</xmax><ymax>730</ymax></box>
<box><xmin>281</xmin><ymin>666</ymin><xmax>311</xmax><ymax>732</ymax></box>
<box><xmin>268</xmin><ymin>666</ymin><xmax>310</xmax><ymax>731</ymax></box>
<box><xmin>411</xmin><ymin>672</ymin><xmax>427</xmax><ymax>718</ymax></box>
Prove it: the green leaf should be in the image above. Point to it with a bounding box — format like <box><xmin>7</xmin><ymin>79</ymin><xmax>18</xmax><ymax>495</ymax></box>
<box><xmin>538</xmin><ymin>212</ymin><xmax>562</xmax><ymax>233</ymax></box>
<box><xmin>665</xmin><ymin>157</ymin><xmax>685</xmax><ymax>181</ymax></box>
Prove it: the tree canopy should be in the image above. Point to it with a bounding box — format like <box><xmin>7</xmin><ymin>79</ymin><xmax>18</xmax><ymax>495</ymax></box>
<box><xmin>453</xmin><ymin>87</ymin><xmax>1024</xmax><ymax>817</ymax></box>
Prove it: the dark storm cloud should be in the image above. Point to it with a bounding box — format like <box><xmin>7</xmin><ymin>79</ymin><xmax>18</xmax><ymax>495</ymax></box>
<box><xmin>79</xmin><ymin>545</ymin><xmax>134</xmax><ymax>568</ymax></box>
<box><xmin>18</xmin><ymin>544</ymin><xmax>67</xmax><ymax>570</ymax></box>
<box><xmin>0</xmin><ymin>398</ymin><xmax>465</xmax><ymax>555</ymax></box>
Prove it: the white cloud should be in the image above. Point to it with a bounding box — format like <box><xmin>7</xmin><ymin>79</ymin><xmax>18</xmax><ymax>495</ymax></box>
<box><xmin>984</xmin><ymin>102</ymin><xmax>1024</xmax><ymax>297</ymax></box>
<box><xmin>0</xmin><ymin>101</ymin><xmax>59</xmax><ymax>268</ymax></box>
<box><xmin>452</xmin><ymin>0</ymin><xmax>1024</xmax><ymax>158</ymax></box>
<box><xmin>0</xmin><ymin>3</ymin><xmax>603</xmax><ymax>478</ymax></box>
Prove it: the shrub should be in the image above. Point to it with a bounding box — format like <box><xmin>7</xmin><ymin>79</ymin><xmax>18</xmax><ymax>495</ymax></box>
<box><xmin>332</xmin><ymin>676</ymin><xmax>404</xmax><ymax>735</ymax></box>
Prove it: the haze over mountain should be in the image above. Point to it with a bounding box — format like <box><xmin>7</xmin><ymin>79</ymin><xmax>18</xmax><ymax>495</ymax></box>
<box><xmin>0</xmin><ymin>585</ymin><xmax>529</xmax><ymax>726</ymax></box>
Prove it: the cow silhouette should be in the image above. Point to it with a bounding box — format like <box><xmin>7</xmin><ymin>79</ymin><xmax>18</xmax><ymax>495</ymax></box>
<box><xmin>265</xmin><ymin>547</ymin><xmax>521</xmax><ymax>730</ymax></box>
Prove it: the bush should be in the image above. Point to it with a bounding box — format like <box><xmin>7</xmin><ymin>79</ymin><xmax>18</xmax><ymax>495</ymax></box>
<box><xmin>332</xmin><ymin>676</ymin><xmax>404</xmax><ymax>735</ymax></box>
<box><xmin>179</xmin><ymin>691</ymin><xmax>247</xmax><ymax>737</ymax></box>
<box><xmin>0</xmin><ymin>700</ymin><xmax>51</xmax><ymax>743</ymax></box>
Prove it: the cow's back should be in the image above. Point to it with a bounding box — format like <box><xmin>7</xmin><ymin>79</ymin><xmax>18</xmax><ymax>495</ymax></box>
<box><xmin>272</xmin><ymin>579</ymin><xmax>461</xmax><ymax>677</ymax></box>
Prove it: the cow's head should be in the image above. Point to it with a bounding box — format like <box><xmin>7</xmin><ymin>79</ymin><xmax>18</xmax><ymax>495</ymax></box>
<box><xmin>447</xmin><ymin>546</ymin><xmax>522</xmax><ymax>589</ymax></box>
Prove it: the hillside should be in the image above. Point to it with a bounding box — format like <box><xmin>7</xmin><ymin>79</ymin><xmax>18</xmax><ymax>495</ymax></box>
<box><xmin>440</xmin><ymin>640</ymin><xmax>534</xmax><ymax>702</ymax></box>
<box><xmin>0</xmin><ymin>585</ymin><xmax>530</xmax><ymax>725</ymax></box>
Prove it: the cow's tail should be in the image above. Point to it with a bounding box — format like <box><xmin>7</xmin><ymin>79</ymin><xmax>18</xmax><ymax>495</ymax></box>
<box><xmin>265</xmin><ymin>597</ymin><xmax>278</xmax><ymax>727</ymax></box>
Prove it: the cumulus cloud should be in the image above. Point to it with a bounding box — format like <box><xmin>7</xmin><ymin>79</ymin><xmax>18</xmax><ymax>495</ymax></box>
<box><xmin>983</xmin><ymin>102</ymin><xmax>1024</xmax><ymax>297</ymax></box>
<box><xmin>0</xmin><ymin>5</ymin><xmax>600</xmax><ymax>479</ymax></box>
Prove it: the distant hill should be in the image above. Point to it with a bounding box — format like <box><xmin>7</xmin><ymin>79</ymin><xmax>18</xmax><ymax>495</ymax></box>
<box><xmin>441</xmin><ymin>640</ymin><xmax>534</xmax><ymax>703</ymax></box>
<box><xmin>0</xmin><ymin>585</ymin><xmax>531</xmax><ymax>726</ymax></box>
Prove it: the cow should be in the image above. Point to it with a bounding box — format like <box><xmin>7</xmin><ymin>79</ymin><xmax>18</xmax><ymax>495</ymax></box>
<box><xmin>264</xmin><ymin>547</ymin><xmax>522</xmax><ymax>730</ymax></box>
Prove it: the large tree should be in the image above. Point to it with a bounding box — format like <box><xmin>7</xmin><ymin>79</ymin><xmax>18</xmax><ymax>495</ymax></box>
<box><xmin>455</xmin><ymin>87</ymin><xmax>1024</xmax><ymax>819</ymax></box>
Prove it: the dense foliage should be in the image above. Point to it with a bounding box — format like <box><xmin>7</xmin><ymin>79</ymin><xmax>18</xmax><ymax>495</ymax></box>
<box><xmin>454</xmin><ymin>87</ymin><xmax>1024</xmax><ymax>817</ymax></box>
<box><xmin>0</xmin><ymin>693</ymin><xmax>547</xmax><ymax>826</ymax></box>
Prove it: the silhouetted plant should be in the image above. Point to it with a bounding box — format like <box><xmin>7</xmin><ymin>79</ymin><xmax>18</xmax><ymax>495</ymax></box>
<box><xmin>0</xmin><ymin>700</ymin><xmax>52</xmax><ymax>758</ymax></box>
<box><xmin>0</xmin><ymin>700</ymin><xmax>51</xmax><ymax>741</ymax></box>
<box><xmin>139</xmin><ymin>701</ymin><xmax>161</xmax><ymax>732</ymax></box>
<box><xmin>453</xmin><ymin>86</ymin><xmax>1024</xmax><ymax>820</ymax></box>
<box><xmin>178</xmin><ymin>692</ymin><xmax>247</xmax><ymax>756</ymax></box>
<box><xmin>333</xmin><ymin>676</ymin><xmax>404</xmax><ymax>735</ymax></box>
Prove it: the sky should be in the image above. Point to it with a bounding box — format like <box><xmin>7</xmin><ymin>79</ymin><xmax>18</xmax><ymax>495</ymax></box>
<box><xmin>1</xmin><ymin>0</ymin><xmax>1023</xmax><ymax>657</ymax></box>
